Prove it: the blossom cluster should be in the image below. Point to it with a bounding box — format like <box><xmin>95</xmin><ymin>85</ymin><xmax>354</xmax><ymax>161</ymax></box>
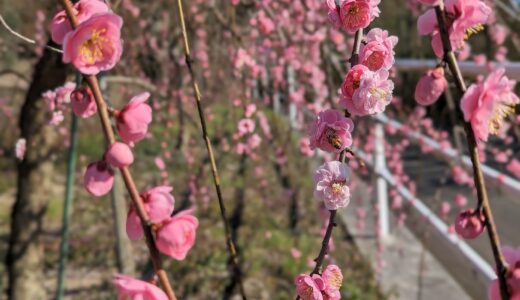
<box><xmin>295</xmin><ymin>265</ymin><xmax>343</xmax><ymax>300</ymax></box>
<box><xmin>49</xmin><ymin>1</ymin><xmax>199</xmax><ymax>297</ymax></box>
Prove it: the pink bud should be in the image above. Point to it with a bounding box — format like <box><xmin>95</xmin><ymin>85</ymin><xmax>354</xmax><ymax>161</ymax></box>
<box><xmin>83</xmin><ymin>161</ymin><xmax>114</xmax><ymax>197</ymax></box>
<box><xmin>454</xmin><ymin>209</ymin><xmax>485</xmax><ymax>239</ymax></box>
<box><xmin>70</xmin><ymin>87</ymin><xmax>97</xmax><ymax>118</ymax></box>
<box><xmin>117</xmin><ymin>92</ymin><xmax>152</xmax><ymax>144</ymax></box>
<box><xmin>415</xmin><ymin>68</ymin><xmax>448</xmax><ymax>106</ymax></box>
<box><xmin>155</xmin><ymin>210</ymin><xmax>198</xmax><ymax>260</ymax></box>
<box><xmin>144</xmin><ymin>186</ymin><xmax>175</xmax><ymax>223</ymax></box>
<box><xmin>105</xmin><ymin>142</ymin><xmax>134</xmax><ymax>168</ymax></box>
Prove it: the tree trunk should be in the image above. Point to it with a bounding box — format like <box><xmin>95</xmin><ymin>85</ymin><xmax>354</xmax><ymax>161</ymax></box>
<box><xmin>5</xmin><ymin>44</ymin><xmax>67</xmax><ymax>300</ymax></box>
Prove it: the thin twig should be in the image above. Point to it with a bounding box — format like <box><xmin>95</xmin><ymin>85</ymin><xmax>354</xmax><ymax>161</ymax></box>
<box><xmin>434</xmin><ymin>4</ymin><xmax>510</xmax><ymax>300</ymax></box>
<box><xmin>173</xmin><ymin>0</ymin><xmax>248</xmax><ymax>299</ymax></box>
<box><xmin>57</xmin><ymin>1</ymin><xmax>177</xmax><ymax>299</ymax></box>
<box><xmin>0</xmin><ymin>14</ymin><xmax>63</xmax><ymax>53</ymax></box>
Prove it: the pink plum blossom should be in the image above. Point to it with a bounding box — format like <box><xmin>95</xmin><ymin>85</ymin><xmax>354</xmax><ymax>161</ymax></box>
<box><xmin>51</xmin><ymin>0</ymin><xmax>110</xmax><ymax>45</ymax></box>
<box><xmin>126</xmin><ymin>186</ymin><xmax>175</xmax><ymax>240</ymax></box>
<box><xmin>454</xmin><ymin>209</ymin><xmax>485</xmax><ymax>239</ymax></box>
<box><xmin>62</xmin><ymin>13</ymin><xmax>123</xmax><ymax>75</ymax></box>
<box><xmin>326</xmin><ymin>0</ymin><xmax>381</xmax><ymax>33</ymax></box>
<box><xmin>117</xmin><ymin>92</ymin><xmax>153</xmax><ymax>144</ymax></box>
<box><xmin>460</xmin><ymin>68</ymin><xmax>520</xmax><ymax>142</ymax></box>
<box><xmin>15</xmin><ymin>138</ymin><xmax>26</xmax><ymax>160</ymax></box>
<box><xmin>314</xmin><ymin>161</ymin><xmax>351</xmax><ymax>210</ymax></box>
<box><xmin>322</xmin><ymin>264</ymin><xmax>343</xmax><ymax>299</ymax></box>
<box><xmin>295</xmin><ymin>274</ymin><xmax>324</xmax><ymax>300</ymax></box>
<box><xmin>70</xmin><ymin>86</ymin><xmax>97</xmax><ymax>118</ymax></box>
<box><xmin>417</xmin><ymin>0</ymin><xmax>491</xmax><ymax>57</ymax></box>
<box><xmin>155</xmin><ymin>210</ymin><xmax>199</xmax><ymax>260</ymax></box>
<box><xmin>84</xmin><ymin>161</ymin><xmax>114</xmax><ymax>197</ymax></box>
<box><xmin>340</xmin><ymin>65</ymin><xmax>394</xmax><ymax>116</ymax></box>
<box><xmin>105</xmin><ymin>142</ymin><xmax>134</xmax><ymax>168</ymax></box>
<box><xmin>237</xmin><ymin>118</ymin><xmax>255</xmax><ymax>136</ymax></box>
<box><xmin>359</xmin><ymin>28</ymin><xmax>398</xmax><ymax>71</ymax></box>
<box><xmin>112</xmin><ymin>274</ymin><xmax>168</xmax><ymax>300</ymax></box>
<box><xmin>308</xmin><ymin>109</ymin><xmax>354</xmax><ymax>153</ymax></box>
<box><xmin>455</xmin><ymin>194</ymin><xmax>467</xmax><ymax>208</ymax></box>
<box><xmin>414</xmin><ymin>68</ymin><xmax>448</xmax><ymax>106</ymax></box>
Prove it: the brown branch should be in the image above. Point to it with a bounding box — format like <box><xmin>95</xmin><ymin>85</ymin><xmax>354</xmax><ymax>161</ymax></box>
<box><xmin>434</xmin><ymin>4</ymin><xmax>510</xmax><ymax>300</ymax></box>
<box><xmin>57</xmin><ymin>1</ymin><xmax>176</xmax><ymax>299</ymax></box>
<box><xmin>173</xmin><ymin>0</ymin><xmax>248</xmax><ymax>299</ymax></box>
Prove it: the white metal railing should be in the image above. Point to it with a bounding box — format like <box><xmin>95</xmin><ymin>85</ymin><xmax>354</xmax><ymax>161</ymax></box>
<box><xmin>355</xmin><ymin>118</ymin><xmax>497</xmax><ymax>283</ymax></box>
<box><xmin>394</xmin><ymin>59</ymin><xmax>520</xmax><ymax>80</ymax></box>
<box><xmin>374</xmin><ymin>113</ymin><xmax>520</xmax><ymax>197</ymax></box>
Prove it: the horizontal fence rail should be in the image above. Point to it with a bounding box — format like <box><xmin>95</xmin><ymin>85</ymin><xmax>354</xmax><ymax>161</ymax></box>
<box><xmin>394</xmin><ymin>59</ymin><xmax>520</xmax><ymax>80</ymax></box>
<box><xmin>374</xmin><ymin>113</ymin><xmax>520</xmax><ymax>197</ymax></box>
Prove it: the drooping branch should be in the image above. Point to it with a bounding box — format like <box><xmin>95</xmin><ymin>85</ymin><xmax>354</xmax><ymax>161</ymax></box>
<box><xmin>434</xmin><ymin>4</ymin><xmax>510</xmax><ymax>299</ymax></box>
<box><xmin>173</xmin><ymin>0</ymin><xmax>248</xmax><ymax>298</ymax></box>
<box><xmin>56</xmin><ymin>1</ymin><xmax>177</xmax><ymax>299</ymax></box>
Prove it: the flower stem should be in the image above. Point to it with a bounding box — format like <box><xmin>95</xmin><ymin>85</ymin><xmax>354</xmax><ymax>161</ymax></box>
<box><xmin>434</xmin><ymin>4</ymin><xmax>510</xmax><ymax>299</ymax></box>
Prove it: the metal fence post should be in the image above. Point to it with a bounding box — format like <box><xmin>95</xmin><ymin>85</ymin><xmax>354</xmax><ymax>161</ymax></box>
<box><xmin>374</xmin><ymin>122</ymin><xmax>390</xmax><ymax>238</ymax></box>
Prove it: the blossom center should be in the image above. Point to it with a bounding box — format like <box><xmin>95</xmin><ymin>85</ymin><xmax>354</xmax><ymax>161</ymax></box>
<box><xmin>369</xmin><ymin>87</ymin><xmax>387</xmax><ymax>101</ymax></box>
<box><xmin>348</xmin><ymin>5</ymin><xmax>360</xmax><ymax>15</ymax></box>
<box><xmin>331</xmin><ymin>182</ymin><xmax>344</xmax><ymax>194</ymax></box>
<box><xmin>80</xmin><ymin>28</ymin><xmax>108</xmax><ymax>64</ymax></box>
<box><xmin>325</xmin><ymin>127</ymin><xmax>343</xmax><ymax>150</ymax></box>
<box><xmin>488</xmin><ymin>103</ymin><xmax>515</xmax><ymax>135</ymax></box>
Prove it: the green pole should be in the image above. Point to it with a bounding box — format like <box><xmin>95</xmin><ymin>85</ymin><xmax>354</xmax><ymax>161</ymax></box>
<box><xmin>56</xmin><ymin>72</ymin><xmax>80</xmax><ymax>300</ymax></box>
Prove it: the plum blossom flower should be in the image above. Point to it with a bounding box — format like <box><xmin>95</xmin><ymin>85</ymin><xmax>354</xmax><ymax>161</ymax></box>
<box><xmin>326</xmin><ymin>0</ymin><xmax>381</xmax><ymax>33</ymax></box>
<box><xmin>488</xmin><ymin>246</ymin><xmax>520</xmax><ymax>299</ymax></box>
<box><xmin>113</xmin><ymin>274</ymin><xmax>168</xmax><ymax>300</ymax></box>
<box><xmin>322</xmin><ymin>265</ymin><xmax>343</xmax><ymax>299</ymax></box>
<box><xmin>155</xmin><ymin>210</ymin><xmax>199</xmax><ymax>260</ymax></box>
<box><xmin>62</xmin><ymin>13</ymin><xmax>123</xmax><ymax>75</ymax></box>
<box><xmin>84</xmin><ymin>160</ymin><xmax>114</xmax><ymax>197</ymax></box>
<box><xmin>359</xmin><ymin>28</ymin><xmax>398</xmax><ymax>71</ymax></box>
<box><xmin>51</xmin><ymin>0</ymin><xmax>110</xmax><ymax>45</ymax></box>
<box><xmin>314</xmin><ymin>161</ymin><xmax>351</xmax><ymax>210</ymax></box>
<box><xmin>117</xmin><ymin>92</ymin><xmax>152</xmax><ymax>144</ymax></box>
<box><xmin>414</xmin><ymin>68</ymin><xmax>448</xmax><ymax>106</ymax></box>
<box><xmin>15</xmin><ymin>138</ymin><xmax>26</xmax><ymax>160</ymax></box>
<box><xmin>104</xmin><ymin>142</ymin><xmax>134</xmax><ymax>168</ymax></box>
<box><xmin>70</xmin><ymin>86</ymin><xmax>97</xmax><ymax>118</ymax></box>
<box><xmin>237</xmin><ymin>118</ymin><xmax>255</xmax><ymax>136</ymax></box>
<box><xmin>308</xmin><ymin>109</ymin><xmax>354</xmax><ymax>153</ymax></box>
<box><xmin>295</xmin><ymin>274</ymin><xmax>324</xmax><ymax>300</ymax></box>
<box><xmin>126</xmin><ymin>186</ymin><xmax>175</xmax><ymax>240</ymax></box>
<box><xmin>340</xmin><ymin>65</ymin><xmax>394</xmax><ymax>116</ymax></box>
<box><xmin>454</xmin><ymin>209</ymin><xmax>485</xmax><ymax>239</ymax></box>
<box><xmin>417</xmin><ymin>0</ymin><xmax>441</xmax><ymax>5</ymax></box>
<box><xmin>460</xmin><ymin>68</ymin><xmax>520</xmax><ymax>142</ymax></box>
<box><xmin>417</xmin><ymin>0</ymin><xmax>491</xmax><ymax>57</ymax></box>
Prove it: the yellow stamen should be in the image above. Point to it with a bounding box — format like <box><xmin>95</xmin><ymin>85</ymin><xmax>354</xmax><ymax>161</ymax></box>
<box><xmin>79</xmin><ymin>28</ymin><xmax>108</xmax><ymax>64</ymax></box>
<box><xmin>331</xmin><ymin>182</ymin><xmax>343</xmax><ymax>194</ymax></box>
<box><xmin>369</xmin><ymin>87</ymin><xmax>388</xmax><ymax>101</ymax></box>
<box><xmin>464</xmin><ymin>24</ymin><xmax>484</xmax><ymax>39</ymax></box>
<box><xmin>488</xmin><ymin>103</ymin><xmax>515</xmax><ymax>135</ymax></box>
